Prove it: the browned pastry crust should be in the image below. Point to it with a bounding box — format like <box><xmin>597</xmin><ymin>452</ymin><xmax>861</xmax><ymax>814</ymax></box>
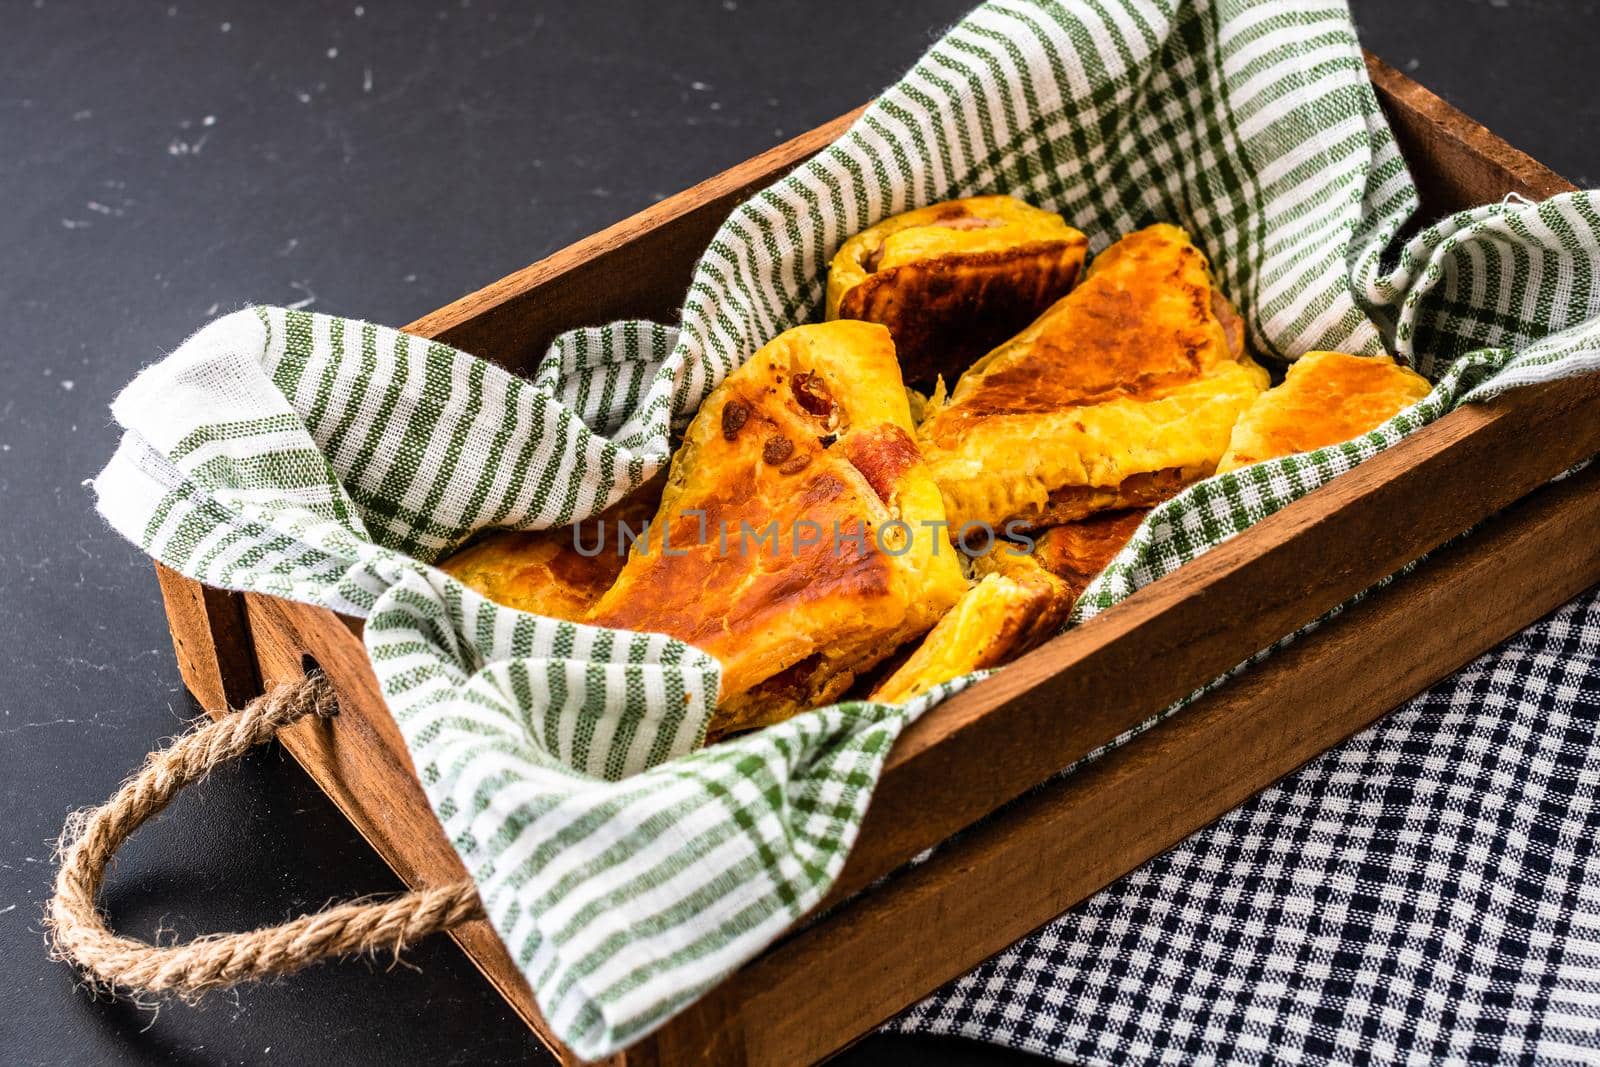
<box><xmin>585</xmin><ymin>320</ymin><xmax>968</xmax><ymax>739</ymax></box>
<box><xmin>869</xmin><ymin>550</ymin><xmax>1074</xmax><ymax>705</ymax></box>
<box><xmin>1217</xmin><ymin>350</ymin><xmax>1432</xmax><ymax>473</ymax></box>
<box><xmin>827</xmin><ymin>196</ymin><xmax>1088</xmax><ymax>388</ymax></box>
<box><xmin>1013</xmin><ymin>465</ymin><xmax>1204</xmax><ymax>528</ymax></box>
<box><xmin>1030</xmin><ymin>508</ymin><xmax>1152</xmax><ymax>602</ymax></box>
<box><xmin>436</xmin><ymin>477</ymin><xmax>662</xmax><ymax>620</ymax></box>
<box><xmin>916</xmin><ymin>223</ymin><xmax>1269</xmax><ymax>532</ymax></box>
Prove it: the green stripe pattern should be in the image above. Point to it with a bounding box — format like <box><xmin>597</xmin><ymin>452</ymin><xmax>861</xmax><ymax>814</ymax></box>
<box><xmin>94</xmin><ymin>1</ymin><xmax>1600</xmax><ymax>1057</ymax></box>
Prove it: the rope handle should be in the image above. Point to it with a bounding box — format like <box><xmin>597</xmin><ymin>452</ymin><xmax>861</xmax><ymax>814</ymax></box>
<box><xmin>47</xmin><ymin>671</ymin><xmax>482</xmax><ymax>996</ymax></box>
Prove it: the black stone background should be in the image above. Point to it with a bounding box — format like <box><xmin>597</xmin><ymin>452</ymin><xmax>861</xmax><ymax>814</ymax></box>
<box><xmin>3</xmin><ymin>2</ymin><xmax>1597</xmax><ymax>1064</ymax></box>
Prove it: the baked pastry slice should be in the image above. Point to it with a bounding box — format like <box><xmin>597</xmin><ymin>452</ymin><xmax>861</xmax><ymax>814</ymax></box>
<box><xmin>917</xmin><ymin>223</ymin><xmax>1270</xmax><ymax>531</ymax></box>
<box><xmin>437</xmin><ymin>477</ymin><xmax>661</xmax><ymax>619</ymax></box>
<box><xmin>870</xmin><ymin>549</ymin><xmax>1073</xmax><ymax>705</ymax></box>
<box><xmin>1025</xmin><ymin>353</ymin><xmax>1431</xmax><ymax>600</ymax></box>
<box><xmin>1030</xmin><ymin>508</ymin><xmax>1151</xmax><ymax>602</ymax></box>
<box><xmin>1217</xmin><ymin>350</ymin><xmax>1432</xmax><ymax>473</ymax></box>
<box><xmin>827</xmin><ymin>196</ymin><xmax>1089</xmax><ymax>388</ymax></box>
<box><xmin>587</xmin><ymin>321</ymin><xmax>968</xmax><ymax>739</ymax></box>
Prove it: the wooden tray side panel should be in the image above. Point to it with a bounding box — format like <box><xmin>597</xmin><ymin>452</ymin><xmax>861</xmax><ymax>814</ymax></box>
<box><xmin>238</xmin><ymin>594</ymin><xmax>557</xmax><ymax>1055</ymax></box>
<box><xmin>155</xmin><ymin>563</ymin><xmax>261</xmax><ymax>712</ymax></box>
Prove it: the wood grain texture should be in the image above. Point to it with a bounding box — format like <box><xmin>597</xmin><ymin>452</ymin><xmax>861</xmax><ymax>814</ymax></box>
<box><xmin>148</xmin><ymin>108</ymin><xmax>871</xmax><ymax>1067</ymax></box>
<box><xmin>154</xmin><ymin>563</ymin><xmax>261</xmax><ymax>712</ymax></box>
<box><xmin>145</xmin><ymin>54</ymin><xmax>1597</xmax><ymax>1067</ymax></box>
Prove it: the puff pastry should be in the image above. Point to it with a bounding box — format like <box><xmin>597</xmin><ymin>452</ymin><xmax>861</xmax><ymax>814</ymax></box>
<box><xmin>437</xmin><ymin>478</ymin><xmax>661</xmax><ymax>619</ymax></box>
<box><xmin>1217</xmin><ymin>350</ymin><xmax>1432</xmax><ymax>473</ymax></box>
<box><xmin>870</xmin><ymin>549</ymin><xmax>1073</xmax><ymax>705</ymax></box>
<box><xmin>827</xmin><ymin>196</ymin><xmax>1088</xmax><ymax>388</ymax></box>
<box><xmin>443</xmin><ymin>222</ymin><xmax>1412</xmax><ymax>740</ymax></box>
<box><xmin>1031</xmin><ymin>508</ymin><xmax>1151</xmax><ymax>602</ymax></box>
<box><xmin>586</xmin><ymin>320</ymin><xmax>968</xmax><ymax>738</ymax></box>
<box><xmin>917</xmin><ymin>224</ymin><xmax>1269</xmax><ymax>530</ymax></box>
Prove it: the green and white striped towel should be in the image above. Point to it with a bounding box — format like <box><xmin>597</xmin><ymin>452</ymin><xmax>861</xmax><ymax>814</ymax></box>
<box><xmin>95</xmin><ymin>0</ymin><xmax>1600</xmax><ymax>1056</ymax></box>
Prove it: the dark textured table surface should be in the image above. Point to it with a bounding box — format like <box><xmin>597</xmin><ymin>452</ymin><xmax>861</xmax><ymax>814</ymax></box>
<box><xmin>4</xmin><ymin>2</ymin><xmax>1598</xmax><ymax>1064</ymax></box>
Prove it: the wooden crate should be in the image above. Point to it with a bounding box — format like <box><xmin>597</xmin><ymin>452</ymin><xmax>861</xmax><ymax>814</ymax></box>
<box><xmin>155</xmin><ymin>56</ymin><xmax>1600</xmax><ymax>1066</ymax></box>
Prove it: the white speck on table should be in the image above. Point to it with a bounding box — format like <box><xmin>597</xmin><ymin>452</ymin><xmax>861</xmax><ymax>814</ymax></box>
<box><xmin>167</xmin><ymin>132</ymin><xmax>208</xmax><ymax>156</ymax></box>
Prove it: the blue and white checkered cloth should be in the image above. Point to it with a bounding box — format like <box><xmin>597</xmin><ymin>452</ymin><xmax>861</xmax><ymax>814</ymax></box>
<box><xmin>894</xmin><ymin>585</ymin><xmax>1600</xmax><ymax>1063</ymax></box>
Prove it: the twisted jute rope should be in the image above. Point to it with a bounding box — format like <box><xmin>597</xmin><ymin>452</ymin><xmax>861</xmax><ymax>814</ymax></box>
<box><xmin>47</xmin><ymin>672</ymin><xmax>483</xmax><ymax>997</ymax></box>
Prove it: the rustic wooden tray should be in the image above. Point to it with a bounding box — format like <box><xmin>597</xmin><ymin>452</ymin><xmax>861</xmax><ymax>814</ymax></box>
<box><xmin>155</xmin><ymin>56</ymin><xmax>1600</xmax><ymax>1066</ymax></box>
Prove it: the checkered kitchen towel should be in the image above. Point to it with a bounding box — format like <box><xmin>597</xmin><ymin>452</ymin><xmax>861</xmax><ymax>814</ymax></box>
<box><xmin>894</xmin><ymin>585</ymin><xmax>1600</xmax><ymax>1063</ymax></box>
<box><xmin>92</xmin><ymin>0</ymin><xmax>1600</xmax><ymax>1058</ymax></box>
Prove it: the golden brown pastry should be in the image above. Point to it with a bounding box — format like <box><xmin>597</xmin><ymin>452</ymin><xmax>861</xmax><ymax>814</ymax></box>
<box><xmin>437</xmin><ymin>477</ymin><xmax>662</xmax><ymax>619</ymax></box>
<box><xmin>826</xmin><ymin>196</ymin><xmax>1088</xmax><ymax>388</ymax></box>
<box><xmin>586</xmin><ymin>321</ymin><xmax>968</xmax><ymax>739</ymax></box>
<box><xmin>917</xmin><ymin>224</ymin><xmax>1270</xmax><ymax>531</ymax></box>
<box><xmin>870</xmin><ymin>549</ymin><xmax>1073</xmax><ymax>705</ymax></box>
<box><xmin>1216</xmin><ymin>350</ymin><xmax>1432</xmax><ymax>473</ymax></box>
<box><xmin>1031</xmin><ymin>508</ymin><xmax>1151</xmax><ymax>602</ymax></box>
